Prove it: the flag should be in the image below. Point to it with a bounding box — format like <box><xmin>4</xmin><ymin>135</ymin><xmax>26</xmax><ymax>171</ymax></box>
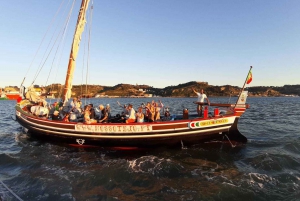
<box><xmin>246</xmin><ymin>69</ymin><xmax>252</xmax><ymax>84</ymax></box>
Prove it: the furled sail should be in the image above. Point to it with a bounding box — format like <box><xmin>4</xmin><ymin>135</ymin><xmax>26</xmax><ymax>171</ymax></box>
<box><xmin>63</xmin><ymin>0</ymin><xmax>90</xmax><ymax>104</ymax></box>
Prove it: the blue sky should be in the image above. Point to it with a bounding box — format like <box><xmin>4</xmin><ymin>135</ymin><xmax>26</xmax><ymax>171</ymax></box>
<box><xmin>1</xmin><ymin>0</ymin><xmax>299</xmax><ymax>88</ymax></box>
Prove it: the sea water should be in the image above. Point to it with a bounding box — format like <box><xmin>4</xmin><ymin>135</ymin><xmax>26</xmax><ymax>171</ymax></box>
<box><xmin>0</xmin><ymin>97</ymin><xmax>299</xmax><ymax>201</ymax></box>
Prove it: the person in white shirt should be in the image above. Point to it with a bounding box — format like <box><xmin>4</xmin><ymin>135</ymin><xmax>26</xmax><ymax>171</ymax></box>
<box><xmin>30</xmin><ymin>102</ymin><xmax>49</xmax><ymax>118</ymax></box>
<box><xmin>136</xmin><ymin>107</ymin><xmax>144</xmax><ymax>123</ymax></box>
<box><xmin>126</xmin><ymin>104</ymin><xmax>136</xmax><ymax>123</ymax></box>
<box><xmin>192</xmin><ymin>88</ymin><xmax>210</xmax><ymax>116</ymax></box>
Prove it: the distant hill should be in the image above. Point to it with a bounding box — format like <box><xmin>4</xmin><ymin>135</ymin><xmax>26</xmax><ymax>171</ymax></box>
<box><xmin>40</xmin><ymin>82</ymin><xmax>300</xmax><ymax>98</ymax></box>
<box><xmin>3</xmin><ymin>82</ymin><xmax>299</xmax><ymax>98</ymax></box>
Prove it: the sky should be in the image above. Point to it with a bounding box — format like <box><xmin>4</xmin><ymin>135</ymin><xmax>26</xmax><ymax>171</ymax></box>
<box><xmin>1</xmin><ymin>0</ymin><xmax>300</xmax><ymax>89</ymax></box>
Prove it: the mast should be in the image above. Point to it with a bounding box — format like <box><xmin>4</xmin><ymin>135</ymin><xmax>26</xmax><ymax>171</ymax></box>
<box><xmin>62</xmin><ymin>0</ymin><xmax>90</xmax><ymax>103</ymax></box>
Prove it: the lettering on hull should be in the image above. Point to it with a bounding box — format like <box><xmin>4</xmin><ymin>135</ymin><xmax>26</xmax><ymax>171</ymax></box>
<box><xmin>189</xmin><ymin>119</ymin><xmax>229</xmax><ymax>129</ymax></box>
<box><xmin>75</xmin><ymin>124</ymin><xmax>152</xmax><ymax>133</ymax></box>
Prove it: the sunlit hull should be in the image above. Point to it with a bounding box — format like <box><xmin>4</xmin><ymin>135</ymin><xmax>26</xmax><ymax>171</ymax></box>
<box><xmin>15</xmin><ymin>104</ymin><xmax>247</xmax><ymax>148</ymax></box>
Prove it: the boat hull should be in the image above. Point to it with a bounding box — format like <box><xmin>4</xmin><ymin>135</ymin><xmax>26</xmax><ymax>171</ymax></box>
<box><xmin>15</xmin><ymin>105</ymin><xmax>247</xmax><ymax>147</ymax></box>
<box><xmin>6</xmin><ymin>94</ymin><xmax>20</xmax><ymax>100</ymax></box>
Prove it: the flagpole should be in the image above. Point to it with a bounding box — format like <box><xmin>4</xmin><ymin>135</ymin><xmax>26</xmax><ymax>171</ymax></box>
<box><xmin>235</xmin><ymin>66</ymin><xmax>252</xmax><ymax>107</ymax></box>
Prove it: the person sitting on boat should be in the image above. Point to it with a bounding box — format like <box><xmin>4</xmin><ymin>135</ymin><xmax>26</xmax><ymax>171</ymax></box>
<box><xmin>192</xmin><ymin>88</ymin><xmax>210</xmax><ymax>116</ymax></box>
<box><xmin>52</xmin><ymin>110</ymin><xmax>61</xmax><ymax>121</ymax></box>
<box><xmin>136</xmin><ymin>106</ymin><xmax>144</xmax><ymax>123</ymax></box>
<box><xmin>76</xmin><ymin>97</ymin><xmax>82</xmax><ymax>110</ymax></box>
<box><xmin>30</xmin><ymin>101</ymin><xmax>49</xmax><ymax>118</ymax></box>
<box><xmin>163</xmin><ymin>107</ymin><xmax>171</xmax><ymax>121</ymax></box>
<box><xmin>144</xmin><ymin>102</ymin><xmax>155</xmax><ymax>122</ymax></box>
<box><xmin>49</xmin><ymin>102</ymin><xmax>64</xmax><ymax>120</ymax></box>
<box><xmin>88</xmin><ymin>104</ymin><xmax>96</xmax><ymax>119</ymax></box>
<box><xmin>83</xmin><ymin>105</ymin><xmax>97</xmax><ymax>124</ymax></box>
<box><xmin>98</xmin><ymin>104</ymin><xmax>108</xmax><ymax>123</ymax></box>
<box><xmin>69</xmin><ymin>97</ymin><xmax>82</xmax><ymax>113</ymax></box>
<box><xmin>48</xmin><ymin>102</ymin><xmax>58</xmax><ymax>118</ymax></box>
<box><xmin>126</xmin><ymin>104</ymin><xmax>136</xmax><ymax>123</ymax></box>
<box><xmin>69</xmin><ymin>109</ymin><xmax>83</xmax><ymax>122</ymax></box>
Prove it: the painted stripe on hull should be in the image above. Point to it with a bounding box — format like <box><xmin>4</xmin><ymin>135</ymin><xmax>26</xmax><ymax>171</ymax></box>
<box><xmin>25</xmin><ymin>123</ymin><xmax>231</xmax><ymax>139</ymax></box>
<box><xmin>17</xmin><ymin>112</ymin><xmax>235</xmax><ymax>134</ymax></box>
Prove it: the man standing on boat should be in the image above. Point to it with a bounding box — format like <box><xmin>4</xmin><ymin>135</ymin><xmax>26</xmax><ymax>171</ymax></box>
<box><xmin>192</xmin><ymin>88</ymin><xmax>210</xmax><ymax>116</ymax></box>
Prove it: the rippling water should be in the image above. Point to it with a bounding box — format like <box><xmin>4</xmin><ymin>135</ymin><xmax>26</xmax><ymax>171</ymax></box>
<box><xmin>0</xmin><ymin>97</ymin><xmax>299</xmax><ymax>201</ymax></box>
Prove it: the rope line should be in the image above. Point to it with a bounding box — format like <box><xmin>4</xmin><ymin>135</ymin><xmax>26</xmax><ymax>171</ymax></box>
<box><xmin>32</xmin><ymin>0</ymin><xmax>77</xmax><ymax>85</ymax></box>
<box><xmin>224</xmin><ymin>134</ymin><xmax>236</xmax><ymax>148</ymax></box>
<box><xmin>45</xmin><ymin>0</ymin><xmax>76</xmax><ymax>87</ymax></box>
<box><xmin>0</xmin><ymin>180</ymin><xmax>23</xmax><ymax>201</ymax></box>
<box><xmin>21</xmin><ymin>0</ymin><xmax>66</xmax><ymax>87</ymax></box>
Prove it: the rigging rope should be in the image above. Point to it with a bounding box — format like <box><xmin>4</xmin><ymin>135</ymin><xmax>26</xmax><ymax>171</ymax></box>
<box><xmin>45</xmin><ymin>0</ymin><xmax>76</xmax><ymax>87</ymax></box>
<box><xmin>0</xmin><ymin>180</ymin><xmax>23</xmax><ymax>201</ymax></box>
<box><xmin>32</xmin><ymin>0</ymin><xmax>77</xmax><ymax>85</ymax></box>
<box><xmin>80</xmin><ymin>0</ymin><xmax>94</xmax><ymax>105</ymax></box>
<box><xmin>21</xmin><ymin>0</ymin><xmax>66</xmax><ymax>87</ymax></box>
<box><xmin>85</xmin><ymin>1</ymin><xmax>94</xmax><ymax>101</ymax></box>
<box><xmin>81</xmin><ymin>5</ymin><xmax>88</xmax><ymax>100</ymax></box>
<box><xmin>224</xmin><ymin>134</ymin><xmax>236</xmax><ymax>148</ymax></box>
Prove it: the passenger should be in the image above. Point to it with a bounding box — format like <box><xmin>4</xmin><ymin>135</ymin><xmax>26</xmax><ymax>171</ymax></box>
<box><xmin>106</xmin><ymin>104</ymin><xmax>111</xmax><ymax>119</ymax></box>
<box><xmin>52</xmin><ymin>110</ymin><xmax>61</xmax><ymax>121</ymax></box>
<box><xmin>164</xmin><ymin>107</ymin><xmax>171</xmax><ymax>120</ymax></box>
<box><xmin>88</xmin><ymin>104</ymin><xmax>96</xmax><ymax>119</ymax></box>
<box><xmin>126</xmin><ymin>104</ymin><xmax>136</xmax><ymax>123</ymax></box>
<box><xmin>76</xmin><ymin>97</ymin><xmax>82</xmax><ymax>112</ymax></box>
<box><xmin>69</xmin><ymin>97</ymin><xmax>81</xmax><ymax>113</ymax></box>
<box><xmin>192</xmin><ymin>88</ymin><xmax>210</xmax><ymax>116</ymax></box>
<box><xmin>145</xmin><ymin>102</ymin><xmax>155</xmax><ymax>122</ymax></box>
<box><xmin>48</xmin><ymin>102</ymin><xmax>58</xmax><ymax>118</ymax></box>
<box><xmin>136</xmin><ymin>107</ymin><xmax>144</xmax><ymax>123</ymax></box>
<box><xmin>152</xmin><ymin>100</ymin><xmax>157</xmax><ymax>106</ymax></box>
<box><xmin>69</xmin><ymin>109</ymin><xmax>83</xmax><ymax>122</ymax></box>
<box><xmin>84</xmin><ymin>105</ymin><xmax>97</xmax><ymax>124</ymax></box>
<box><xmin>69</xmin><ymin>112</ymin><xmax>77</xmax><ymax>122</ymax></box>
<box><xmin>30</xmin><ymin>101</ymin><xmax>49</xmax><ymax>118</ymax></box>
<box><xmin>98</xmin><ymin>104</ymin><xmax>108</xmax><ymax>123</ymax></box>
<box><xmin>154</xmin><ymin>100</ymin><xmax>164</xmax><ymax>121</ymax></box>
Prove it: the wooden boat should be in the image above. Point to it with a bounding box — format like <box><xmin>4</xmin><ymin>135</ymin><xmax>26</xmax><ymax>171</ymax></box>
<box><xmin>5</xmin><ymin>92</ymin><xmax>20</xmax><ymax>100</ymax></box>
<box><xmin>15</xmin><ymin>0</ymin><xmax>252</xmax><ymax>148</ymax></box>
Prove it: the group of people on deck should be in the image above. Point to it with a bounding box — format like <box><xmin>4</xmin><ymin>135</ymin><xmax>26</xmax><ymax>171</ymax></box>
<box><xmin>25</xmin><ymin>86</ymin><xmax>210</xmax><ymax>123</ymax></box>
<box><xmin>28</xmin><ymin>94</ymin><xmax>170</xmax><ymax>124</ymax></box>
<box><xmin>49</xmin><ymin>97</ymin><xmax>112</xmax><ymax>124</ymax></box>
<box><xmin>50</xmin><ymin>99</ymin><xmax>167</xmax><ymax>124</ymax></box>
<box><xmin>117</xmin><ymin>100</ymin><xmax>165</xmax><ymax>123</ymax></box>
